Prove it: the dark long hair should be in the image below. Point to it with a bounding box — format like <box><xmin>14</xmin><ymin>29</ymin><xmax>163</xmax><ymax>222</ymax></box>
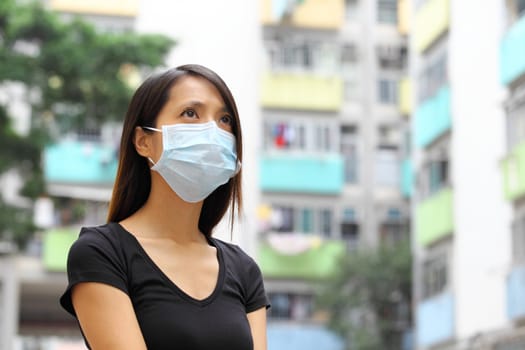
<box><xmin>107</xmin><ymin>64</ymin><xmax>243</xmax><ymax>236</ymax></box>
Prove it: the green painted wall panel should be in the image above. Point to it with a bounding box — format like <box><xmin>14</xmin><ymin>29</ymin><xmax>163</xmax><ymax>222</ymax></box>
<box><xmin>43</xmin><ymin>228</ymin><xmax>78</xmax><ymax>271</ymax></box>
<box><xmin>416</xmin><ymin>188</ymin><xmax>454</xmax><ymax>246</ymax></box>
<box><xmin>258</xmin><ymin>240</ymin><xmax>345</xmax><ymax>279</ymax></box>
<box><xmin>502</xmin><ymin>142</ymin><xmax>525</xmax><ymax>201</ymax></box>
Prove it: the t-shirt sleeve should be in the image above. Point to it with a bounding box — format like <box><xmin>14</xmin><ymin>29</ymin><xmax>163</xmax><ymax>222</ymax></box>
<box><xmin>59</xmin><ymin>226</ymin><xmax>129</xmax><ymax>317</ymax></box>
<box><xmin>243</xmin><ymin>255</ymin><xmax>271</xmax><ymax>313</ymax></box>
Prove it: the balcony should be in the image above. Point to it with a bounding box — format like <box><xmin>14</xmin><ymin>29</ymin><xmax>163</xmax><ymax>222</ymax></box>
<box><xmin>416</xmin><ymin>188</ymin><xmax>454</xmax><ymax>246</ymax></box>
<box><xmin>507</xmin><ymin>264</ymin><xmax>525</xmax><ymax>320</ymax></box>
<box><xmin>268</xmin><ymin>324</ymin><xmax>343</xmax><ymax>350</ymax></box>
<box><xmin>44</xmin><ymin>140</ymin><xmax>118</xmax><ymax>200</ymax></box>
<box><xmin>260</xmin><ymin>152</ymin><xmax>344</xmax><ymax>194</ymax></box>
<box><xmin>399</xmin><ymin>77</ymin><xmax>413</xmax><ymax>116</ymax></box>
<box><xmin>416</xmin><ymin>291</ymin><xmax>455</xmax><ymax>347</ymax></box>
<box><xmin>260</xmin><ymin>73</ymin><xmax>343</xmax><ymax>111</ymax></box>
<box><xmin>502</xmin><ymin>142</ymin><xmax>525</xmax><ymax>201</ymax></box>
<box><xmin>414</xmin><ymin>0</ymin><xmax>449</xmax><ymax>52</ymax></box>
<box><xmin>258</xmin><ymin>236</ymin><xmax>345</xmax><ymax>279</ymax></box>
<box><xmin>397</xmin><ymin>0</ymin><xmax>411</xmax><ymax>35</ymax></box>
<box><xmin>50</xmin><ymin>0</ymin><xmax>138</xmax><ymax>16</ymax></box>
<box><xmin>500</xmin><ymin>14</ymin><xmax>525</xmax><ymax>85</ymax></box>
<box><xmin>414</xmin><ymin>85</ymin><xmax>451</xmax><ymax>148</ymax></box>
<box><xmin>260</xmin><ymin>0</ymin><xmax>344</xmax><ymax>29</ymax></box>
<box><xmin>42</xmin><ymin>228</ymin><xmax>78</xmax><ymax>272</ymax></box>
<box><xmin>401</xmin><ymin>158</ymin><xmax>413</xmax><ymax>198</ymax></box>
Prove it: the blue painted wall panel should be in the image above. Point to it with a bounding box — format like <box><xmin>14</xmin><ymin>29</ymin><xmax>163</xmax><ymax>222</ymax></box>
<box><xmin>268</xmin><ymin>324</ymin><xmax>344</xmax><ymax>350</ymax></box>
<box><xmin>416</xmin><ymin>292</ymin><xmax>454</xmax><ymax>347</ymax></box>
<box><xmin>414</xmin><ymin>86</ymin><xmax>451</xmax><ymax>148</ymax></box>
<box><xmin>500</xmin><ymin>14</ymin><xmax>525</xmax><ymax>85</ymax></box>
<box><xmin>507</xmin><ymin>264</ymin><xmax>525</xmax><ymax>320</ymax></box>
<box><xmin>260</xmin><ymin>153</ymin><xmax>344</xmax><ymax>194</ymax></box>
<box><xmin>401</xmin><ymin>158</ymin><xmax>413</xmax><ymax>198</ymax></box>
<box><xmin>44</xmin><ymin>141</ymin><xmax>118</xmax><ymax>184</ymax></box>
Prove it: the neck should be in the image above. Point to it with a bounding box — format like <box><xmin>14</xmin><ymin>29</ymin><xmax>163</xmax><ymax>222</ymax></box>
<box><xmin>125</xmin><ymin>174</ymin><xmax>206</xmax><ymax>244</ymax></box>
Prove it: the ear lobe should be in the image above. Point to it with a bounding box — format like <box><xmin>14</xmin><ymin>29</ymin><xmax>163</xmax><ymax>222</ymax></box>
<box><xmin>133</xmin><ymin>126</ymin><xmax>152</xmax><ymax>158</ymax></box>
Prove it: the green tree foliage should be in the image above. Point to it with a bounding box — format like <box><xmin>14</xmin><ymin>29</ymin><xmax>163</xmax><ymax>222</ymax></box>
<box><xmin>317</xmin><ymin>240</ymin><xmax>412</xmax><ymax>350</ymax></box>
<box><xmin>0</xmin><ymin>0</ymin><xmax>174</xmax><ymax>246</ymax></box>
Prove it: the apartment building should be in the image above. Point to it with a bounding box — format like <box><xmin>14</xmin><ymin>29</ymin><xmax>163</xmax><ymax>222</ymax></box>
<box><xmin>410</xmin><ymin>0</ymin><xmax>522</xmax><ymax>349</ymax></box>
<box><xmin>256</xmin><ymin>0</ymin><xmax>410</xmax><ymax>347</ymax></box>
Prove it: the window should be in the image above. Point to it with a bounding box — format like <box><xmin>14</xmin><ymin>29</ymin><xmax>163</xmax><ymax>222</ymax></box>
<box><xmin>375</xmin><ymin>148</ymin><xmax>400</xmax><ymax>187</ymax></box>
<box><xmin>270</xmin><ymin>205</ymin><xmax>336</xmax><ymax>235</ymax></box>
<box><xmin>320</xmin><ymin>209</ymin><xmax>333</xmax><ymax>237</ymax></box>
<box><xmin>268</xmin><ymin>293</ymin><xmax>314</xmax><ymax>321</ymax></box>
<box><xmin>272</xmin><ymin>206</ymin><xmax>295</xmax><ymax>232</ymax></box>
<box><xmin>300</xmin><ymin>208</ymin><xmax>314</xmax><ymax>233</ymax></box>
<box><xmin>341</xmin><ymin>125</ymin><xmax>359</xmax><ymax>184</ymax></box>
<box><xmin>345</xmin><ymin>0</ymin><xmax>359</xmax><ymax>19</ymax></box>
<box><xmin>341</xmin><ymin>208</ymin><xmax>359</xmax><ymax>248</ymax></box>
<box><xmin>506</xmin><ymin>101</ymin><xmax>525</xmax><ymax>152</ymax></box>
<box><xmin>263</xmin><ymin>120</ymin><xmax>337</xmax><ymax>152</ymax></box>
<box><xmin>419</xmin><ymin>157</ymin><xmax>449</xmax><ymax>199</ymax></box>
<box><xmin>377</xmin><ymin>45</ymin><xmax>407</xmax><ymax>70</ymax></box>
<box><xmin>418</xmin><ymin>53</ymin><xmax>448</xmax><ymax>103</ymax></box>
<box><xmin>378</xmin><ymin>79</ymin><xmax>398</xmax><ymax>104</ymax></box>
<box><xmin>520</xmin><ymin>0</ymin><xmax>525</xmax><ymax>15</ymax></box>
<box><xmin>266</xmin><ymin>39</ymin><xmax>337</xmax><ymax>73</ymax></box>
<box><xmin>377</xmin><ymin>0</ymin><xmax>398</xmax><ymax>24</ymax></box>
<box><xmin>422</xmin><ymin>252</ymin><xmax>448</xmax><ymax>299</ymax></box>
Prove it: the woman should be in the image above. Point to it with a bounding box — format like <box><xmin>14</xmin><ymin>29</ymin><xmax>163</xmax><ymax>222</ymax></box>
<box><xmin>60</xmin><ymin>64</ymin><xmax>269</xmax><ymax>349</ymax></box>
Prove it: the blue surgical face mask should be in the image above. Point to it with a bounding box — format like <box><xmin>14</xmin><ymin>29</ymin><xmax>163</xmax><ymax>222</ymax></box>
<box><xmin>143</xmin><ymin>121</ymin><xmax>240</xmax><ymax>203</ymax></box>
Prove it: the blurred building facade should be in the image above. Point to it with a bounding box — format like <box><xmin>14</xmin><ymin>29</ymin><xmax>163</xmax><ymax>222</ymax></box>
<box><xmin>410</xmin><ymin>0</ymin><xmax>525</xmax><ymax>349</ymax></box>
<box><xmin>256</xmin><ymin>0</ymin><xmax>411</xmax><ymax>348</ymax></box>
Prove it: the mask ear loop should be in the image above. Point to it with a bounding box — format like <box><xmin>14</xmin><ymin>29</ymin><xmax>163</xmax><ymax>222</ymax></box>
<box><xmin>141</xmin><ymin>126</ymin><xmax>161</xmax><ymax>168</ymax></box>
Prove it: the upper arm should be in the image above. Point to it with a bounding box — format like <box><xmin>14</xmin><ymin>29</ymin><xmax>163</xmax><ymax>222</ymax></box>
<box><xmin>247</xmin><ymin>307</ymin><xmax>268</xmax><ymax>350</ymax></box>
<box><xmin>72</xmin><ymin>282</ymin><xmax>147</xmax><ymax>350</ymax></box>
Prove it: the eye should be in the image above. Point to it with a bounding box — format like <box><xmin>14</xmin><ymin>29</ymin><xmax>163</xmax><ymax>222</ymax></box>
<box><xmin>181</xmin><ymin>109</ymin><xmax>197</xmax><ymax>118</ymax></box>
<box><xmin>219</xmin><ymin>114</ymin><xmax>233</xmax><ymax>126</ymax></box>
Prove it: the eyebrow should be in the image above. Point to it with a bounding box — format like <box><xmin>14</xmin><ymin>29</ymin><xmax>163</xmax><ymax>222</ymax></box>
<box><xmin>184</xmin><ymin>100</ymin><xmax>231</xmax><ymax>114</ymax></box>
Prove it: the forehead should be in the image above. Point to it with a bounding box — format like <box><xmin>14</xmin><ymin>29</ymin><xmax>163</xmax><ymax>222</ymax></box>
<box><xmin>167</xmin><ymin>75</ymin><xmax>225</xmax><ymax>105</ymax></box>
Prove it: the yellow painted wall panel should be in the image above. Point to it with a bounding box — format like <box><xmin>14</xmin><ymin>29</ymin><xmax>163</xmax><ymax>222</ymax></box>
<box><xmin>414</xmin><ymin>0</ymin><xmax>450</xmax><ymax>52</ymax></box>
<box><xmin>398</xmin><ymin>0</ymin><xmax>411</xmax><ymax>35</ymax></box>
<box><xmin>260</xmin><ymin>0</ymin><xmax>344</xmax><ymax>29</ymax></box>
<box><xmin>50</xmin><ymin>0</ymin><xmax>138</xmax><ymax>17</ymax></box>
<box><xmin>399</xmin><ymin>77</ymin><xmax>413</xmax><ymax>115</ymax></box>
<box><xmin>261</xmin><ymin>73</ymin><xmax>343</xmax><ymax>111</ymax></box>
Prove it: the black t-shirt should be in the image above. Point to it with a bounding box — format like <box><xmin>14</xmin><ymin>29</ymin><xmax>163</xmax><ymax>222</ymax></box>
<box><xmin>60</xmin><ymin>222</ymin><xmax>269</xmax><ymax>350</ymax></box>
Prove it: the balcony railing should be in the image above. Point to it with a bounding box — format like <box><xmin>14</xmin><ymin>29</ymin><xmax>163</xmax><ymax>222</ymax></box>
<box><xmin>258</xmin><ymin>236</ymin><xmax>345</xmax><ymax>280</ymax></box>
<box><xmin>416</xmin><ymin>291</ymin><xmax>455</xmax><ymax>347</ymax></box>
<box><xmin>414</xmin><ymin>85</ymin><xmax>451</xmax><ymax>148</ymax></box>
<box><xmin>500</xmin><ymin>13</ymin><xmax>525</xmax><ymax>85</ymax></box>
<box><xmin>260</xmin><ymin>72</ymin><xmax>343</xmax><ymax>111</ymax></box>
<box><xmin>502</xmin><ymin>141</ymin><xmax>525</xmax><ymax>201</ymax></box>
<box><xmin>43</xmin><ymin>228</ymin><xmax>78</xmax><ymax>272</ymax></box>
<box><xmin>414</xmin><ymin>0</ymin><xmax>449</xmax><ymax>52</ymax></box>
<box><xmin>44</xmin><ymin>140</ymin><xmax>118</xmax><ymax>185</ymax></box>
<box><xmin>260</xmin><ymin>152</ymin><xmax>344</xmax><ymax>194</ymax></box>
<box><xmin>416</xmin><ymin>187</ymin><xmax>454</xmax><ymax>246</ymax></box>
<box><xmin>507</xmin><ymin>264</ymin><xmax>525</xmax><ymax>321</ymax></box>
<box><xmin>260</xmin><ymin>0</ymin><xmax>344</xmax><ymax>29</ymax></box>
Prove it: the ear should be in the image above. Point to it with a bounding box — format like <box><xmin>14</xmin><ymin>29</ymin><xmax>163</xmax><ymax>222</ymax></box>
<box><xmin>133</xmin><ymin>126</ymin><xmax>153</xmax><ymax>158</ymax></box>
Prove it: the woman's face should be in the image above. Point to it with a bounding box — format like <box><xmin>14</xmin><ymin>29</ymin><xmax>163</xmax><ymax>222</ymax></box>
<box><xmin>154</xmin><ymin>75</ymin><xmax>233</xmax><ymax>133</ymax></box>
